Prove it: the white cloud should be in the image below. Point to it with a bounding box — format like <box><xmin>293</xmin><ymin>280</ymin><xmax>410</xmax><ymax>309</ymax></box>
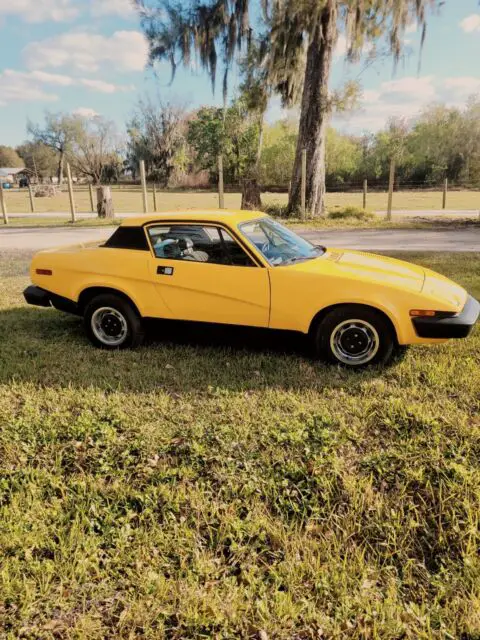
<box><xmin>2</xmin><ymin>69</ymin><xmax>74</xmax><ymax>87</ymax></box>
<box><xmin>24</xmin><ymin>30</ymin><xmax>149</xmax><ymax>74</ymax></box>
<box><xmin>460</xmin><ymin>14</ymin><xmax>480</xmax><ymax>33</ymax></box>
<box><xmin>0</xmin><ymin>0</ymin><xmax>77</xmax><ymax>23</ymax></box>
<box><xmin>90</xmin><ymin>0</ymin><xmax>136</xmax><ymax>18</ymax></box>
<box><xmin>381</xmin><ymin>76</ymin><xmax>436</xmax><ymax>102</ymax></box>
<box><xmin>335</xmin><ymin>76</ymin><xmax>432</xmax><ymax>132</ymax></box>
<box><xmin>336</xmin><ymin>74</ymin><xmax>480</xmax><ymax>133</ymax></box>
<box><xmin>0</xmin><ymin>69</ymin><xmax>134</xmax><ymax>107</ymax></box>
<box><xmin>441</xmin><ymin>77</ymin><xmax>480</xmax><ymax>105</ymax></box>
<box><xmin>0</xmin><ymin>70</ymin><xmax>59</xmax><ymax>106</ymax></box>
<box><xmin>79</xmin><ymin>78</ymin><xmax>134</xmax><ymax>93</ymax></box>
<box><xmin>72</xmin><ymin>107</ymin><xmax>99</xmax><ymax>118</ymax></box>
<box><xmin>27</xmin><ymin>70</ymin><xmax>74</xmax><ymax>86</ymax></box>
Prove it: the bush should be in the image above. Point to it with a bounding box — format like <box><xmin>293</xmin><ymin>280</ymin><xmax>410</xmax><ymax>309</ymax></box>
<box><xmin>328</xmin><ymin>206</ymin><xmax>374</xmax><ymax>220</ymax></box>
<box><xmin>262</xmin><ymin>202</ymin><xmax>292</xmax><ymax>218</ymax></box>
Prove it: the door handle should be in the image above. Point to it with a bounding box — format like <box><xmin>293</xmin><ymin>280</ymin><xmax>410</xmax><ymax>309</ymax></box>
<box><xmin>157</xmin><ymin>266</ymin><xmax>174</xmax><ymax>276</ymax></box>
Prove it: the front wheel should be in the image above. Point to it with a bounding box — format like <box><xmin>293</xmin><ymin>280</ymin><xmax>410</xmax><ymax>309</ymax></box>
<box><xmin>83</xmin><ymin>294</ymin><xmax>145</xmax><ymax>349</ymax></box>
<box><xmin>313</xmin><ymin>305</ymin><xmax>396</xmax><ymax>369</ymax></box>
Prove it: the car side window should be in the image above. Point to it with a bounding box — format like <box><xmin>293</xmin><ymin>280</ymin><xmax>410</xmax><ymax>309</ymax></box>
<box><xmin>219</xmin><ymin>229</ymin><xmax>256</xmax><ymax>267</ymax></box>
<box><xmin>147</xmin><ymin>224</ymin><xmax>232</xmax><ymax>265</ymax></box>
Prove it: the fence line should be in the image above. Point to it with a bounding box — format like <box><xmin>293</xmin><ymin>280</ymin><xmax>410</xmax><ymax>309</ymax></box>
<box><xmin>0</xmin><ymin>178</ymin><xmax>479</xmax><ymax>225</ymax></box>
<box><xmin>3</xmin><ymin>180</ymin><xmax>479</xmax><ymax>193</ymax></box>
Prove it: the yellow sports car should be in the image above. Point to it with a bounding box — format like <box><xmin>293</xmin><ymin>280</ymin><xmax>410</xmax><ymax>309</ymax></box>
<box><xmin>24</xmin><ymin>211</ymin><xmax>479</xmax><ymax>368</ymax></box>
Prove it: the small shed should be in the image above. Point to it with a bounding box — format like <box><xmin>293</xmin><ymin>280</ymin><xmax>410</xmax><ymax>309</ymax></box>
<box><xmin>0</xmin><ymin>167</ymin><xmax>35</xmax><ymax>186</ymax></box>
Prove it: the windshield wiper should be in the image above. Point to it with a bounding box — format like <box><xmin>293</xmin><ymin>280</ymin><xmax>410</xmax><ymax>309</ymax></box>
<box><xmin>283</xmin><ymin>249</ymin><xmax>325</xmax><ymax>266</ymax></box>
<box><xmin>283</xmin><ymin>256</ymin><xmax>312</xmax><ymax>265</ymax></box>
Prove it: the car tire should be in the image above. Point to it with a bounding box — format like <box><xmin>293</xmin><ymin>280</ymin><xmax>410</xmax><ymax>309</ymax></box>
<box><xmin>313</xmin><ymin>305</ymin><xmax>396</xmax><ymax>369</ymax></box>
<box><xmin>83</xmin><ymin>294</ymin><xmax>145</xmax><ymax>350</ymax></box>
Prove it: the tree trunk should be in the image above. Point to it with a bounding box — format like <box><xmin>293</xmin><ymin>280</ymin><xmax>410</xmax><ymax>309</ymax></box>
<box><xmin>256</xmin><ymin>114</ymin><xmax>265</xmax><ymax>169</ymax></box>
<box><xmin>241</xmin><ymin>178</ymin><xmax>262</xmax><ymax>210</ymax></box>
<box><xmin>57</xmin><ymin>151</ymin><xmax>65</xmax><ymax>185</ymax></box>
<box><xmin>288</xmin><ymin>0</ymin><xmax>337</xmax><ymax>217</ymax></box>
<box><xmin>240</xmin><ymin>112</ymin><xmax>265</xmax><ymax>211</ymax></box>
<box><xmin>97</xmin><ymin>186</ymin><xmax>115</xmax><ymax>218</ymax></box>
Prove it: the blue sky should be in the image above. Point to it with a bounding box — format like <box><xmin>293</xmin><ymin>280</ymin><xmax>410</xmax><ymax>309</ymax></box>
<box><xmin>0</xmin><ymin>0</ymin><xmax>479</xmax><ymax>147</ymax></box>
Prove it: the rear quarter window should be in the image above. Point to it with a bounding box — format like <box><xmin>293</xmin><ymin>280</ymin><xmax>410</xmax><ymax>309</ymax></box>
<box><xmin>104</xmin><ymin>227</ymin><xmax>149</xmax><ymax>251</ymax></box>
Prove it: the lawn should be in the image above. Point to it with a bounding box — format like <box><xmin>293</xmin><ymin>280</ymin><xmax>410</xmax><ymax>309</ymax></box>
<box><xmin>1</xmin><ymin>251</ymin><xmax>479</xmax><ymax>638</ymax></box>
<box><xmin>2</xmin><ymin>186</ymin><xmax>480</xmax><ymax>215</ymax></box>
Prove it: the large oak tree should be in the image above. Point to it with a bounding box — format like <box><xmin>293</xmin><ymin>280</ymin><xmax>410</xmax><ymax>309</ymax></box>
<box><xmin>136</xmin><ymin>0</ymin><xmax>442</xmax><ymax>215</ymax></box>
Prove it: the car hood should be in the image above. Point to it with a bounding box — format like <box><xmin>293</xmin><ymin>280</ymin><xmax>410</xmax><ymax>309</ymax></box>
<box><xmin>422</xmin><ymin>269</ymin><xmax>467</xmax><ymax>311</ymax></box>
<box><xmin>293</xmin><ymin>249</ymin><xmax>426</xmax><ymax>292</ymax></box>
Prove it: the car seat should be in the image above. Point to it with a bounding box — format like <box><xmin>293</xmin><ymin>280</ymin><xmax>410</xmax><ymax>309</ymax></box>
<box><xmin>177</xmin><ymin>238</ymin><xmax>209</xmax><ymax>263</ymax></box>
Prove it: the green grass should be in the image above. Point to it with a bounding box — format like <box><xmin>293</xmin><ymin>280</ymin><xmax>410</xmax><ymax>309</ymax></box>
<box><xmin>1</xmin><ymin>251</ymin><xmax>480</xmax><ymax>638</ymax></box>
<box><xmin>2</xmin><ymin>187</ymin><xmax>480</xmax><ymax>215</ymax></box>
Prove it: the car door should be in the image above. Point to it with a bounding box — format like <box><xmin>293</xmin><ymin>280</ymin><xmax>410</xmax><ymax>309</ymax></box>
<box><xmin>145</xmin><ymin>223</ymin><xmax>270</xmax><ymax>328</ymax></box>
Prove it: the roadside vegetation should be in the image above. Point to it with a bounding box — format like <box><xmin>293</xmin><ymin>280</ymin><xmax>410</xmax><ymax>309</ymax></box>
<box><xmin>1</xmin><ymin>250</ymin><xmax>479</xmax><ymax>638</ymax></box>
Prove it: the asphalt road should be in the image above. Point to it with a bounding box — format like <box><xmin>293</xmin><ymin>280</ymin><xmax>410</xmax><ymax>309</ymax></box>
<box><xmin>1</xmin><ymin>226</ymin><xmax>480</xmax><ymax>252</ymax></box>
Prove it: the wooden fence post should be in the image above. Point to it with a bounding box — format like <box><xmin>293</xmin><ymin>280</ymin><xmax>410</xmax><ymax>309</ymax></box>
<box><xmin>28</xmin><ymin>184</ymin><xmax>35</xmax><ymax>213</ymax></box>
<box><xmin>363</xmin><ymin>179</ymin><xmax>368</xmax><ymax>210</ymax></box>
<box><xmin>66</xmin><ymin>163</ymin><xmax>76</xmax><ymax>222</ymax></box>
<box><xmin>218</xmin><ymin>155</ymin><xmax>225</xmax><ymax>209</ymax></box>
<box><xmin>442</xmin><ymin>178</ymin><xmax>448</xmax><ymax>210</ymax></box>
<box><xmin>301</xmin><ymin>148</ymin><xmax>307</xmax><ymax>219</ymax></box>
<box><xmin>387</xmin><ymin>157</ymin><xmax>395</xmax><ymax>221</ymax></box>
<box><xmin>152</xmin><ymin>183</ymin><xmax>158</xmax><ymax>212</ymax></box>
<box><xmin>88</xmin><ymin>183</ymin><xmax>95</xmax><ymax>212</ymax></box>
<box><xmin>140</xmin><ymin>160</ymin><xmax>148</xmax><ymax>214</ymax></box>
<box><xmin>0</xmin><ymin>182</ymin><xmax>8</xmax><ymax>225</ymax></box>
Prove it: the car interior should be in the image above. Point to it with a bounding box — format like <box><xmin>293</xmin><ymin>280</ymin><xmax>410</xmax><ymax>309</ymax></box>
<box><xmin>148</xmin><ymin>225</ymin><xmax>255</xmax><ymax>267</ymax></box>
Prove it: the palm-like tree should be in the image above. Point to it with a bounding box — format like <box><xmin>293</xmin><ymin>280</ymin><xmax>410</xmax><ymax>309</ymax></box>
<box><xmin>136</xmin><ymin>0</ymin><xmax>443</xmax><ymax>214</ymax></box>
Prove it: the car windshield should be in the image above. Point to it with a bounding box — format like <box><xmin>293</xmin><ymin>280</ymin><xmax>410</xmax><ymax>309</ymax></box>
<box><xmin>239</xmin><ymin>218</ymin><xmax>325</xmax><ymax>266</ymax></box>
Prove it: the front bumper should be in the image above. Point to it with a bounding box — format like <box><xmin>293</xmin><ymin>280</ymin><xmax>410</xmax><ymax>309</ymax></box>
<box><xmin>24</xmin><ymin>285</ymin><xmax>79</xmax><ymax>315</ymax></box>
<box><xmin>412</xmin><ymin>295</ymin><xmax>480</xmax><ymax>339</ymax></box>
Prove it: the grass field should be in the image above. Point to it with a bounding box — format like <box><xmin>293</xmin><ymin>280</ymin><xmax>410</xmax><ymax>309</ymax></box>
<box><xmin>2</xmin><ymin>187</ymin><xmax>480</xmax><ymax>215</ymax></box>
<box><xmin>1</xmin><ymin>251</ymin><xmax>479</xmax><ymax>638</ymax></box>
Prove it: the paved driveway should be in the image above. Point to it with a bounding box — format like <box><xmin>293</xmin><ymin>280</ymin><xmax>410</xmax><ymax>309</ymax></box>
<box><xmin>2</xmin><ymin>226</ymin><xmax>480</xmax><ymax>252</ymax></box>
<box><xmin>302</xmin><ymin>228</ymin><xmax>480</xmax><ymax>252</ymax></box>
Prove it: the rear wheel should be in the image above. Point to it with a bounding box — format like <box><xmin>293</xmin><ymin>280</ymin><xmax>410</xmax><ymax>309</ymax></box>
<box><xmin>83</xmin><ymin>294</ymin><xmax>144</xmax><ymax>349</ymax></box>
<box><xmin>313</xmin><ymin>305</ymin><xmax>396</xmax><ymax>369</ymax></box>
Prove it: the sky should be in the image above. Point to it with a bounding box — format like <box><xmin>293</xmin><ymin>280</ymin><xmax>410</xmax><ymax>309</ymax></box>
<box><xmin>0</xmin><ymin>0</ymin><xmax>479</xmax><ymax>147</ymax></box>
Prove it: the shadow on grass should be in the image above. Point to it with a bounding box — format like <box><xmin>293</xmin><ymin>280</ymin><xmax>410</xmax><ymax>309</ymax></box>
<box><xmin>0</xmin><ymin>306</ymin><xmax>383</xmax><ymax>394</ymax></box>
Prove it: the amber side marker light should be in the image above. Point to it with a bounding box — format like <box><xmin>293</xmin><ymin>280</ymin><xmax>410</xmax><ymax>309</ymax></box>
<box><xmin>36</xmin><ymin>269</ymin><xmax>53</xmax><ymax>276</ymax></box>
<box><xmin>410</xmin><ymin>309</ymin><xmax>457</xmax><ymax>318</ymax></box>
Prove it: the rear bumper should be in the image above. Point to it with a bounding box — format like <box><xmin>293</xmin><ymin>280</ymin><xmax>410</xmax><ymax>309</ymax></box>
<box><xmin>412</xmin><ymin>295</ymin><xmax>480</xmax><ymax>339</ymax></box>
<box><xmin>24</xmin><ymin>285</ymin><xmax>51</xmax><ymax>307</ymax></box>
<box><xmin>23</xmin><ymin>285</ymin><xmax>79</xmax><ymax>315</ymax></box>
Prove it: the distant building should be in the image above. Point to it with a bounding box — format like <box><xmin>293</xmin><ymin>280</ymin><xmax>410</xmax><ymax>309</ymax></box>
<box><xmin>0</xmin><ymin>167</ymin><xmax>35</xmax><ymax>186</ymax></box>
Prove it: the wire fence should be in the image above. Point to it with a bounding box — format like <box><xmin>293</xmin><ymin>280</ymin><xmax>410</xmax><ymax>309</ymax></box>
<box><xmin>1</xmin><ymin>158</ymin><xmax>480</xmax><ymax>224</ymax></box>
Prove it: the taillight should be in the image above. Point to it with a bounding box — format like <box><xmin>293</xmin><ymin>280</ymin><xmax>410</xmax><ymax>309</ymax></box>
<box><xmin>36</xmin><ymin>269</ymin><xmax>53</xmax><ymax>276</ymax></box>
